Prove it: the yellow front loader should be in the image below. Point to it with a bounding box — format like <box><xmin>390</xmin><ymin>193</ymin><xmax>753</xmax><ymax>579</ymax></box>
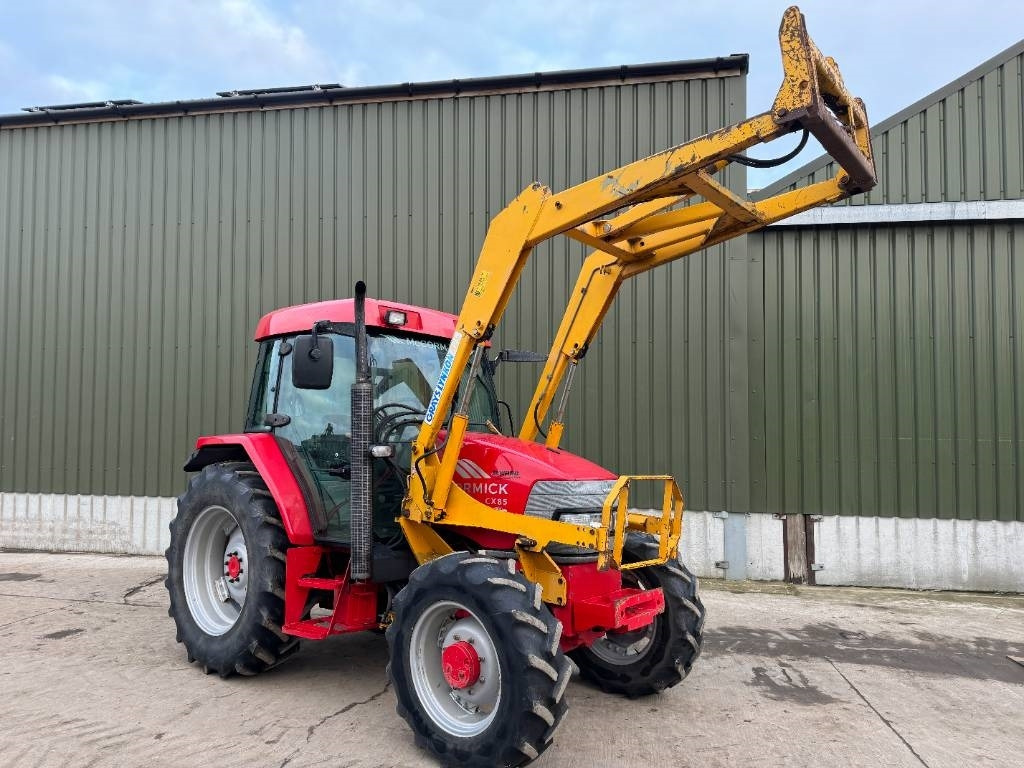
<box><xmin>380</xmin><ymin>7</ymin><xmax>877</xmax><ymax>764</ymax></box>
<box><xmin>402</xmin><ymin>5</ymin><xmax>875</xmax><ymax>569</ymax></box>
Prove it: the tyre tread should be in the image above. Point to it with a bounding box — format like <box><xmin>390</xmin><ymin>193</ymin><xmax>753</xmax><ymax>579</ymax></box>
<box><xmin>386</xmin><ymin>552</ymin><xmax>569</xmax><ymax>767</ymax></box>
<box><xmin>569</xmin><ymin>533</ymin><xmax>705</xmax><ymax>698</ymax></box>
<box><xmin>165</xmin><ymin>461</ymin><xmax>298</xmax><ymax>679</ymax></box>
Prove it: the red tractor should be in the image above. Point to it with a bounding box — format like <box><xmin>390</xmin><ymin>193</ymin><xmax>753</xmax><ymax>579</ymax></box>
<box><xmin>165</xmin><ymin>8</ymin><xmax>875</xmax><ymax>766</ymax></box>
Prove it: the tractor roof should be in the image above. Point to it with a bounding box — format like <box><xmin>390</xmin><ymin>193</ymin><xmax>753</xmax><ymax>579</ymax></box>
<box><xmin>255</xmin><ymin>298</ymin><xmax>459</xmax><ymax>341</ymax></box>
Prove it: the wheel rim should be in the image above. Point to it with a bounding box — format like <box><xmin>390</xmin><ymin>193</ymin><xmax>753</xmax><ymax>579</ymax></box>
<box><xmin>589</xmin><ymin>622</ymin><xmax>657</xmax><ymax>665</ymax></box>
<box><xmin>182</xmin><ymin>505</ymin><xmax>248</xmax><ymax>636</ymax></box>
<box><xmin>589</xmin><ymin>572</ymin><xmax>657</xmax><ymax>666</ymax></box>
<box><xmin>409</xmin><ymin>601</ymin><xmax>502</xmax><ymax>737</ymax></box>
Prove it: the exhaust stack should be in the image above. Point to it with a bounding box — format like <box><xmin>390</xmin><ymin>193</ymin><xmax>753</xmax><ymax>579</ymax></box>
<box><xmin>350</xmin><ymin>281</ymin><xmax>373</xmax><ymax>581</ymax></box>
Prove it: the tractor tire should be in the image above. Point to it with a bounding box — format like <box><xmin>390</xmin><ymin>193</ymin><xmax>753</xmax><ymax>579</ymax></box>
<box><xmin>165</xmin><ymin>461</ymin><xmax>299</xmax><ymax>678</ymax></box>
<box><xmin>570</xmin><ymin>533</ymin><xmax>704</xmax><ymax>697</ymax></box>
<box><xmin>386</xmin><ymin>552</ymin><xmax>572</xmax><ymax>768</ymax></box>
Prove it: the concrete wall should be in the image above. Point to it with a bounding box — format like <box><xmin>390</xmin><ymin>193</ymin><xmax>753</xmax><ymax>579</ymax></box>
<box><xmin>0</xmin><ymin>492</ymin><xmax>175</xmax><ymax>555</ymax></box>
<box><xmin>6</xmin><ymin>493</ymin><xmax>1017</xmax><ymax>592</ymax></box>
<box><xmin>687</xmin><ymin>510</ymin><xmax>1024</xmax><ymax>592</ymax></box>
<box><xmin>813</xmin><ymin>515</ymin><xmax>1024</xmax><ymax>592</ymax></box>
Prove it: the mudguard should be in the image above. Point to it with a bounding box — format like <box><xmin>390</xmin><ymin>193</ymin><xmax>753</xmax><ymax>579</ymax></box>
<box><xmin>183</xmin><ymin>433</ymin><xmax>314</xmax><ymax>545</ymax></box>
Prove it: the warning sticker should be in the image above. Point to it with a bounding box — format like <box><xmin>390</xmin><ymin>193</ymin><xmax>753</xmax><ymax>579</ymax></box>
<box><xmin>471</xmin><ymin>270</ymin><xmax>491</xmax><ymax>298</ymax></box>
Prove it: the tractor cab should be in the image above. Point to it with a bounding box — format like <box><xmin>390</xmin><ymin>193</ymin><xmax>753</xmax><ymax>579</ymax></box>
<box><xmin>245</xmin><ymin>298</ymin><xmax>499</xmax><ymax>543</ymax></box>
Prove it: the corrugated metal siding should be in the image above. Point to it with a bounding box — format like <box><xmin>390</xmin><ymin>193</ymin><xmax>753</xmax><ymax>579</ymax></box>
<box><xmin>0</xmin><ymin>74</ymin><xmax>747</xmax><ymax>509</ymax></box>
<box><xmin>751</xmin><ymin>223</ymin><xmax>1023</xmax><ymax>521</ymax></box>
<box><xmin>768</xmin><ymin>46</ymin><xmax>1023</xmax><ymax>205</ymax></box>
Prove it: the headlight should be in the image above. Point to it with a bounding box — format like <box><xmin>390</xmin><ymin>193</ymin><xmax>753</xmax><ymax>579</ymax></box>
<box><xmin>555</xmin><ymin>511</ymin><xmax>605</xmax><ymax>528</ymax></box>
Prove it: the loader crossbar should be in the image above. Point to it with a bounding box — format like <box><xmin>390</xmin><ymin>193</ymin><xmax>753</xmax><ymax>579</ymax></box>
<box><xmin>403</xmin><ymin>6</ymin><xmax>876</xmax><ymax>574</ymax></box>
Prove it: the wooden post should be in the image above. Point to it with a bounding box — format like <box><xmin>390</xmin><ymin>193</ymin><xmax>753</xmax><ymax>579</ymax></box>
<box><xmin>783</xmin><ymin>514</ymin><xmax>809</xmax><ymax>584</ymax></box>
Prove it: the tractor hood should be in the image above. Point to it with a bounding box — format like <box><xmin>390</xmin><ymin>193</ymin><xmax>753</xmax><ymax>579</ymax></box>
<box><xmin>459</xmin><ymin>432</ymin><xmax>615</xmax><ymax>482</ymax></box>
<box><xmin>451</xmin><ymin>432</ymin><xmax>616</xmax><ymax>518</ymax></box>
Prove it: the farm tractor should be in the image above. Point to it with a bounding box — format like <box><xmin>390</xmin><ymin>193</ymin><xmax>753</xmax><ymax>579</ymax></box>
<box><xmin>165</xmin><ymin>8</ymin><xmax>875</xmax><ymax>766</ymax></box>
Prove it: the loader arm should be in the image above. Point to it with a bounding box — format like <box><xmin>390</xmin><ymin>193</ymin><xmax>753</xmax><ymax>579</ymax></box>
<box><xmin>402</xmin><ymin>7</ymin><xmax>876</xmax><ymax>565</ymax></box>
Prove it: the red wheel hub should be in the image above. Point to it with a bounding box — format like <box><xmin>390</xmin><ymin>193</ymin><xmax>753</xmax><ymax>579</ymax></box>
<box><xmin>225</xmin><ymin>553</ymin><xmax>242</xmax><ymax>581</ymax></box>
<box><xmin>441</xmin><ymin>640</ymin><xmax>481</xmax><ymax>689</ymax></box>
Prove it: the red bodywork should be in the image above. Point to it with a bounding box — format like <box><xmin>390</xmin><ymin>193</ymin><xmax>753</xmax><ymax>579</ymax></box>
<box><xmin>551</xmin><ymin>563</ymin><xmax>665</xmax><ymax>651</ymax></box>
<box><xmin>255</xmin><ymin>297</ymin><xmax>460</xmax><ymax>341</ymax></box>
<box><xmin>190</xmin><ymin>302</ymin><xmax>665</xmax><ymax>649</ymax></box>
<box><xmin>283</xmin><ymin>546</ymin><xmax>378</xmax><ymax>639</ymax></box>
<box><xmin>194</xmin><ymin>433</ymin><xmax>314</xmax><ymax>545</ymax></box>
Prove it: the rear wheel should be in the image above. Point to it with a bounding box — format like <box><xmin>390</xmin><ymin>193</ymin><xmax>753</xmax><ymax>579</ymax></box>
<box><xmin>387</xmin><ymin>552</ymin><xmax>572</xmax><ymax>767</ymax></box>
<box><xmin>570</xmin><ymin>534</ymin><xmax>704</xmax><ymax>697</ymax></box>
<box><xmin>165</xmin><ymin>462</ymin><xmax>298</xmax><ymax>677</ymax></box>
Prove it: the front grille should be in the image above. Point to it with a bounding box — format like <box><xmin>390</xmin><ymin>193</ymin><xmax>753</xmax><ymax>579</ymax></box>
<box><xmin>524</xmin><ymin>479</ymin><xmax>616</xmax><ymax>519</ymax></box>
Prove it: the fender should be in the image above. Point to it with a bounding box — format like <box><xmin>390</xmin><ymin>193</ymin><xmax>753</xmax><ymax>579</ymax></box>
<box><xmin>184</xmin><ymin>433</ymin><xmax>314</xmax><ymax>546</ymax></box>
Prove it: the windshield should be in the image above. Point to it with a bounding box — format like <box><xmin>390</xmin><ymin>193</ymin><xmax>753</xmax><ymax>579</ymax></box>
<box><xmin>245</xmin><ymin>331</ymin><xmax>497</xmax><ymax>542</ymax></box>
<box><xmin>247</xmin><ymin>332</ymin><xmax>496</xmax><ymax>440</ymax></box>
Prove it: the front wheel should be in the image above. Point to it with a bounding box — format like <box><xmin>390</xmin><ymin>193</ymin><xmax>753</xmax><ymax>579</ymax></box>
<box><xmin>570</xmin><ymin>534</ymin><xmax>705</xmax><ymax>697</ymax></box>
<box><xmin>386</xmin><ymin>552</ymin><xmax>573</xmax><ymax>767</ymax></box>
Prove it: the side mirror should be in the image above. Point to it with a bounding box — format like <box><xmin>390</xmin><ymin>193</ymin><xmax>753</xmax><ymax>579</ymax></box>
<box><xmin>293</xmin><ymin>332</ymin><xmax>334</xmax><ymax>389</ymax></box>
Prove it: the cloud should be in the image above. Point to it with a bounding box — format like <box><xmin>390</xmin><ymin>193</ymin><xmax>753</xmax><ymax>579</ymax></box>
<box><xmin>0</xmin><ymin>0</ymin><xmax>342</xmax><ymax>109</ymax></box>
<box><xmin>41</xmin><ymin>75</ymin><xmax>109</xmax><ymax>106</ymax></box>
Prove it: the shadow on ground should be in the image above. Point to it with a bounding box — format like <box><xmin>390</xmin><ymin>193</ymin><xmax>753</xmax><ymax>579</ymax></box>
<box><xmin>707</xmin><ymin>622</ymin><xmax>1024</xmax><ymax>684</ymax></box>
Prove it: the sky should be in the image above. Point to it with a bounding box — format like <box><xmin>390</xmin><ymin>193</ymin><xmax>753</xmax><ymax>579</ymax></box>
<box><xmin>0</xmin><ymin>0</ymin><xmax>1020</xmax><ymax>188</ymax></box>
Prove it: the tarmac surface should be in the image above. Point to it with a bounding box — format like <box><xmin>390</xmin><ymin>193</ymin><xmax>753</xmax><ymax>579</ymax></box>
<box><xmin>0</xmin><ymin>551</ymin><xmax>1021</xmax><ymax>768</ymax></box>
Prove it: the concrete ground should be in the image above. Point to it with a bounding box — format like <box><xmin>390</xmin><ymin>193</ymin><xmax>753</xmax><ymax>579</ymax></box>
<box><xmin>0</xmin><ymin>552</ymin><xmax>1021</xmax><ymax>768</ymax></box>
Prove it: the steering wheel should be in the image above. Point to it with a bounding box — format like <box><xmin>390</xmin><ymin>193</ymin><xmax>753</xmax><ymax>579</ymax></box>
<box><xmin>372</xmin><ymin>403</ymin><xmax>426</xmax><ymax>445</ymax></box>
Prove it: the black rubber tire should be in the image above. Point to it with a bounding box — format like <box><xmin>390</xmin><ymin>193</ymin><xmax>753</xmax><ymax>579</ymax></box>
<box><xmin>386</xmin><ymin>552</ymin><xmax>572</xmax><ymax>768</ymax></box>
<box><xmin>165</xmin><ymin>461</ymin><xmax>299</xmax><ymax>678</ymax></box>
<box><xmin>570</xmin><ymin>533</ymin><xmax>705</xmax><ymax>697</ymax></box>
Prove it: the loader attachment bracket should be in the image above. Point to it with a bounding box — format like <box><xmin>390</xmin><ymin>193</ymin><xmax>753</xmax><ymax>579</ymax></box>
<box><xmin>772</xmin><ymin>6</ymin><xmax>875</xmax><ymax>193</ymax></box>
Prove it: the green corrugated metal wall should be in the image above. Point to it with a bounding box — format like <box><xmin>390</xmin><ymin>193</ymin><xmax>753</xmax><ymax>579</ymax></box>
<box><xmin>748</xmin><ymin>41</ymin><xmax>1024</xmax><ymax>521</ymax></box>
<box><xmin>0</xmin><ymin>72</ymin><xmax>748</xmax><ymax>508</ymax></box>
<box><xmin>5</xmin><ymin>42</ymin><xmax>1021</xmax><ymax>524</ymax></box>
<box><xmin>751</xmin><ymin>223</ymin><xmax>1022</xmax><ymax>521</ymax></box>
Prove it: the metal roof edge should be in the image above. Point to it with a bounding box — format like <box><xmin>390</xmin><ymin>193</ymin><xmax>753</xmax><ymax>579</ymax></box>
<box><xmin>0</xmin><ymin>54</ymin><xmax>749</xmax><ymax>130</ymax></box>
<box><xmin>765</xmin><ymin>200</ymin><xmax>1024</xmax><ymax>227</ymax></box>
<box><xmin>753</xmin><ymin>38</ymin><xmax>1024</xmax><ymax>199</ymax></box>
